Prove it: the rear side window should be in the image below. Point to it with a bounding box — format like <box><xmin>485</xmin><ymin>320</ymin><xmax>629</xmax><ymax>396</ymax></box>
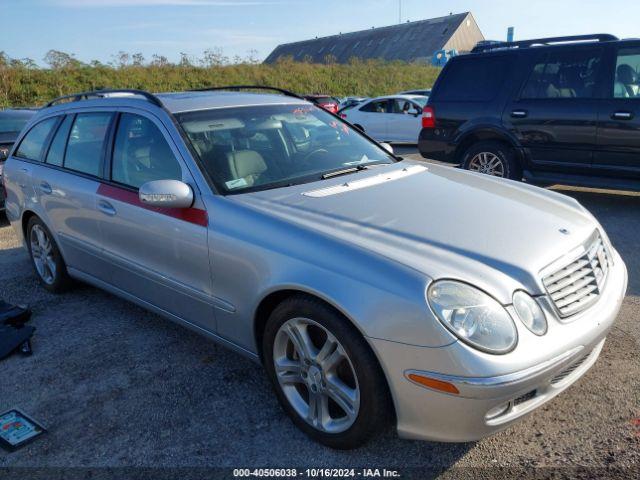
<box><xmin>521</xmin><ymin>49</ymin><xmax>602</xmax><ymax>99</ymax></box>
<box><xmin>15</xmin><ymin>117</ymin><xmax>58</xmax><ymax>161</ymax></box>
<box><xmin>65</xmin><ymin>113</ymin><xmax>112</xmax><ymax>176</ymax></box>
<box><xmin>360</xmin><ymin>100</ymin><xmax>389</xmax><ymax>113</ymax></box>
<box><xmin>46</xmin><ymin>115</ymin><xmax>74</xmax><ymax>166</ymax></box>
<box><xmin>111</xmin><ymin>113</ymin><xmax>181</xmax><ymax>189</ymax></box>
<box><xmin>435</xmin><ymin>56</ymin><xmax>510</xmax><ymax>102</ymax></box>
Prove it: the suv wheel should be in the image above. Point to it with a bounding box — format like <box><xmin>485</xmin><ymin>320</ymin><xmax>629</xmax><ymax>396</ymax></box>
<box><xmin>27</xmin><ymin>216</ymin><xmax>72</xmax><ymax>293</ymax></box>
<box><xmin>263</xmin><ymin>295</ymin><xmax>392</xmax><ymax>449</ymax></box>
<box><xmin>461</xmin><ymin>141</ymin><xmax>521</xmax><ymax>180</ymax></box>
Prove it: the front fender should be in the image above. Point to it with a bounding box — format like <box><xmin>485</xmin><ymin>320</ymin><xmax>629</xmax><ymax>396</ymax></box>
<box><xmin>205</xmin><ymin>195</ymin><xmax>457</xmax><ymax>354</ymax></box>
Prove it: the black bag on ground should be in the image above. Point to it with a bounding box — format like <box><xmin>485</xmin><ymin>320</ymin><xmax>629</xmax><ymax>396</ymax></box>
<box><xmin>0</xmin><ymin>301</ymin><xmax>32</xmax><ymax>327</ymax></box>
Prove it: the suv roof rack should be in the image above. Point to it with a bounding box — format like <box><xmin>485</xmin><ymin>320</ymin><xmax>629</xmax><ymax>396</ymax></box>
<box><xmin>45</xmin><ymin>89</ymin><xmax>164</xmax><ymax>108</ymax></box>
<box><xmin>189</xmin><ymin>85</ymin><xmax>304</xmax><ymax>100</ymax></box>
<box><xmin>471</xmin><ymin>34</ymin><xmax>619</xmax><ymax>53</ymax></box>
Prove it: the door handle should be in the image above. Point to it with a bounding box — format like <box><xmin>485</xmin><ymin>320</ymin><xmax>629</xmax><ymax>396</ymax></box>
<box><xmin>39</xmin><ymin>182</ymin><xmax>52</xmax><ymax>194</ymax></box>
<box><xmin>511</xmin><ymin>110</ymin><xmax>528</xmax><ymax>118</ymax></box>
<box><xmin>97</xmin><ymin>200</ymin><xmax>117</xmax><ymax>216</ymax></box>
<box><xmin>612</xmin><ymin>111</ymin><xmax>634</xmax><ymax>120</ymax></box>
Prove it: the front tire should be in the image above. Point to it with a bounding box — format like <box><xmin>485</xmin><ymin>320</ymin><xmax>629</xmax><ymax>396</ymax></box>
<box><xmin>461</xmin><ymin>141</ymin><xmax>521</xmax><ymax>180</ymax></box>
<box><xmin>263</xmin><ymin>295</ymin><xmax>392</xmax><ymax>449</ymax></box>
<box><xmin>27</xmin><ymin>216</ymin><xmax>72</xmax><ymax>293</ymax></box>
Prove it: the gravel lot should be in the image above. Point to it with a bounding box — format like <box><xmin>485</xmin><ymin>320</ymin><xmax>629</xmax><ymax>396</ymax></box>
<box><xmin>0</xmin><ymin>154</ymin><xmax>638</xmax><ymax>478</ymax></box>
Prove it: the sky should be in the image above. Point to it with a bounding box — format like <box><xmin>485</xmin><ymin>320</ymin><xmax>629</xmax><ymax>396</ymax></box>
<box><xmin>4</xmin><ymin>0</ymin><xmax>640</xmax><ymax>65</ymax></box>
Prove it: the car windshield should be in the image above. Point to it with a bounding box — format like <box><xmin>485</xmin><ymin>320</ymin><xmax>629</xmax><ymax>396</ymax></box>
<box><xmin>177</xmin><ymin>104</ymin><xmax>396</xmax><ymax>194</ymax></box>
<box><xmin>0</xmin><ymin>112</ymin><xmax>33</xmax><ymax>134</ymax></box>
<box><xmin>411</xmin><ymin>97</ymin><xmax>429</xmax><ymax>107</ymax></box>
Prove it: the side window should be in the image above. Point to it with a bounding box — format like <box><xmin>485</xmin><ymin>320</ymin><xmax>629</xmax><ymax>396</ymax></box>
<box><xmin>521</xmin><ymin>49</ymin><xmax>602</xmax><ymax>99</ymax></box>
<box><xmin>111</xmin><ymin>113</ymin><xmax>181</xmax><ymax>189</ymax></box>
<box><xmin>392</xmin><ymin>99</ymin><xmax>421</xmax><ymax>114</ymax></box>
<box><xmin>45</xmin><ymin>115</ymin><xmax>74</xmax><ymax>167</ymax></box>
<box><xmin>15</xmin><ymin>117</ymin><xmax>58</xmax><ymax>161</ymax></box>
<box><xmin>612</xmin><ymin>48</ymin><xmax>640</xmax><ymax>98</ymax></box>
<box><xmin>435</xmin><ymin>56</ymin><xmax>510</xmax><ymax>102</ymax></box>
<box><xmin>65</xmin><ymin>113</ymin><xmax>112</xmax><ymax>176</ymax></box>
<box><xmin>360</xmin><ymin>100</ymin><xmax>388</xmax><ymax>113</ymax></box>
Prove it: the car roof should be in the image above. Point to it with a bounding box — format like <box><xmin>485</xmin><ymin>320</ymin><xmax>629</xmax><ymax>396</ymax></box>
<box><xmin>157</xmin><ymin>91</ymin><xmax>308</xmax><ymax>113</ymax></box>
<box><xmin>367</xmin><ymin>95</ymin><xmax>426</xmax><ymax>102</ymax></box>
<box><xmin>40</xmin><ymin>91</ymin><xmax>309</xmax><ymax>116</ymax></box>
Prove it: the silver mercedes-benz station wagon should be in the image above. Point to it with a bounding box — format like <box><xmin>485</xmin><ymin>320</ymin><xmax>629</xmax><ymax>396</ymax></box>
<box><xmin>3</xmin><ymin>87</ymin><xmax>628</xmax><ymax>449</ymax></box>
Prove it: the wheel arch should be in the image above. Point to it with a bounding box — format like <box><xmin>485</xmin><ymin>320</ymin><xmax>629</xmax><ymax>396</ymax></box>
<box><xmin>21</xmin><ymin>209</ymin><xmax>39</xmax><ymax>242</ymax></box>
<box><xmin>253</xmin><ymin>287</ymin><xmax>397</xmax><ymax>420</ymax></box>
<box><xmin>454</xmin><ymin>128</ymin><xmax>523</xmax><ymax>164</ymax></box>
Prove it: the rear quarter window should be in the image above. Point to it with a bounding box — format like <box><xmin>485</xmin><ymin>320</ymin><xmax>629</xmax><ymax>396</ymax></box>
<box><xmin>15</xmin><ymin>117</ymin><xmax>58</xmax><ymax>161</ymax></box>
<box><xmin>433</xmin><ymin>56</ymin><xmax>511</xmax><ymax>102</ymax></box>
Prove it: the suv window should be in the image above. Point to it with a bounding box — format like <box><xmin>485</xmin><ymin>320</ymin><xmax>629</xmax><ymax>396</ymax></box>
<box><xmin>112</xmin><ymin>113</ymin><xmax>181</xmax><ymax>189</ymax></box>
<box><xmin>65</xmin><ymin>113</ymin><xmax>112</xmax><ymax>176</ymax></box>
<box><xmin>613</xmin><ymin>47</ymin><xmax>640</xmax><ymax>98</ymax></box>
<box><xmin>46</xmin><ymin>115</ymin><xmax>74</xmax><ymax>167</ymax></box>
<box><xmin>521</xmin><ymin>49</ymin><xmax>602</xmax><ymax>99</ymax></box>
<box><xmin>360</xmin><ymin>100</ymin><xmax>389</xmax><ymax>113</ymax></box>
<box><xmin>15</xmin><ymin>117</ymin><xmax>58</xmax><ymax>161</ymax></box>
<box><xmin>435</xmin><ymin>56</ymin><xmax>509</xmax><ymax>102</ymax></box>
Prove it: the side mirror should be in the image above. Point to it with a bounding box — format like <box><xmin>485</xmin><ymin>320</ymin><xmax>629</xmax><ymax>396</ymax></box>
<box><xmin>408</xmin><ymin>108</ymin><xmax>420</xmax><ymax>117</ymax></box>
<box><xmin>139</xmin><ymin>180</ymin><xmax>193</xmax><ymax>208</ymax></box>
<box><xmin>380</xmin><ymin>142</ymin><xmax>394</xmax><ymax>154</ymax></box>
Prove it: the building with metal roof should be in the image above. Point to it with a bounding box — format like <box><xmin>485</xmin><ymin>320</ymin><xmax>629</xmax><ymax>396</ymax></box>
<box><xmin>264</xmin><ymin>12</ymin><xmax>484</xmax><ymax>64</ymax></box>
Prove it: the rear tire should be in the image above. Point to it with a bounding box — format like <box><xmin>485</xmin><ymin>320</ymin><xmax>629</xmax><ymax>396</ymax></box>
<box><xmin>461</xmin><ymin>141</ymin><xmax>521</xmax><ymax>180</ymax></box>
<box><xmin>263</xmin><ymin>295</ymin><xmax>393</xmax><ymax>449</ymax></box>
<box><xmin>26</xmin><ymin>216</ymin><xmax>72</xmax><ymax>293</ymax></box>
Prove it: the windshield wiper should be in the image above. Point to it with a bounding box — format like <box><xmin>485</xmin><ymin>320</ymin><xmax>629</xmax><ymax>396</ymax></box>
<box><xmin>321</xmin><ymin>165</ymin><xmax>369</xmax><ymax>179</ymax></box>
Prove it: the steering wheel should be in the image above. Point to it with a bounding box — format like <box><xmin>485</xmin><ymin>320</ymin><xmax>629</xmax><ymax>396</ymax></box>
<box><xmin>301</xmin><ymin>148</ymin><xmax>330</xmax><ymax>164</ymax></box>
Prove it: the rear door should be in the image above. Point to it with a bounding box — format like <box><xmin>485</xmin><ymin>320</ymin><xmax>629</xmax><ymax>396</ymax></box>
<box><xmin>352</xmin><ymin>99</ymin><xmax>390</xmax><ymax>140</ymax></box>
<box><xmin>97</xmin><ymin>110</ymin><xmax>215</xmax><ymax>332</ymax></box>
<box><xmin>7</xmin><ymin>117</ymin><xmax>59</xmax><ymax>216</ymax></box>
<box><xmin>31</xmin><ymin>111</ymin><xmax>114</xmax><ymax>281</ymax></box>
<box><xmin>594</xmin><ymin>43</ymin><xmax>640</xmax><ymax>178</ymax></box>
<box><xmin>504</xmin><ymin>47</ymin><xmax>605</xmax><ymax>173</ymax></box>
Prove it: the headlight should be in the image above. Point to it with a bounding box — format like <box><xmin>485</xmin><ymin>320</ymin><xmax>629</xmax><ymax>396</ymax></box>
<box><xmin>427</xmin><ymin>280</ymin><xmax>518</xmax><ymax>354</ymax></box>
<box><xmin>512</xmin><ymin>291</ymin><xmax>547</xmax><ymax>336</ymax></box>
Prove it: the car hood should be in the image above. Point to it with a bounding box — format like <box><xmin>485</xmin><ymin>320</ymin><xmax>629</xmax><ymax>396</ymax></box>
<box><xmin>231</xmin><ymin>161</ymin><xmax>598</xmax><ymax>303</ymax></box>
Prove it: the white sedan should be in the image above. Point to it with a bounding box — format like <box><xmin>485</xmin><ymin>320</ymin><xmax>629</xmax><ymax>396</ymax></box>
<box><xmin>339</xmin><ymin>95</ymin><xmax>428</xmax><ymax>143</ymax></box>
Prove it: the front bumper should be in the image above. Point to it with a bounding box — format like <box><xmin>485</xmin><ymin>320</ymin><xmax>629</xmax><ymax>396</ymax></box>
<box><xmin>370</xmin><ymin>249</ymin><xmax>628</xmax><ymax>442</ymax></box>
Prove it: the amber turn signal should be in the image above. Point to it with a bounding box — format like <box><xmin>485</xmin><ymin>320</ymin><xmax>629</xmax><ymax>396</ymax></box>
<box><xmin>407</xmin><ymin>373</ymin><xmax>460</xmax><ymax>395</ymax></box>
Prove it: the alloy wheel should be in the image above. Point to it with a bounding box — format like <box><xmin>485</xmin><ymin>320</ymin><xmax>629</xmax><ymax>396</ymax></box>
<box><xmin>30</xmin><ymin>224</ymin><xmax>56</xmax><ymax>285</ymax></box>
<box><xmin>273</xmin><ymin>317</ymin><xmax>360</xmax><ymax>434</ymax></box>
<box><xmin>468</xmin><ymin>152</ymin><xmax>506</xmax><ymax>177</ymax></box>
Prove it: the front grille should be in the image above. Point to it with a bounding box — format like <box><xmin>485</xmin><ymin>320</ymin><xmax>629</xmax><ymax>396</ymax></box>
<box><xmin>542</xmin><ymin>232</ymin><xmax>610</xmax><ymax>318</ymax></box>
<box><xmin>551</xmin><ymin>351</ymin><xmax>591</xmax><ymax>385</ymax></box>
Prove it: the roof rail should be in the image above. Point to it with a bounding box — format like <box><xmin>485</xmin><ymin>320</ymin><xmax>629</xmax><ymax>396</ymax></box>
<box><xmin>189</xmin><ymin>85</ymin><xmax>304</xmax><ymax>100</ymax></box>
<box><xmin>45</xmin><ymin>89</ymin><xmax>164</xmax><ymax>108</ymax></box>
<box><xmin>471</xmin><ymin>34</ymin><xmax>618</xmax><ymax>53</ymax></box>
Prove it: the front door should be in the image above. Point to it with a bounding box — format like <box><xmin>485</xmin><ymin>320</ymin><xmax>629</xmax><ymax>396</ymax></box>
<box><xmin>96</xmin><ymin>111</ymin><xmax>216</xmax><ymax>332</ymax></box>
<box><xmin>504</xmin><ymin>47</ymin><xmax>604</xmax><ymax>174</ymax></box>
<box><xmin>388</xmin><ymin>99</ymin><xmax>422</xmax><ymax>143</ymax></box>
<box><xmin>595</xmin><ymin>44</ymin><xmax>640</xmax><ymax>179</ymax></box>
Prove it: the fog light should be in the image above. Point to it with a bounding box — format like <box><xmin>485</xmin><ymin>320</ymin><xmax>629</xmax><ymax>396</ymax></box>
<box><xmin>485</xmin><ymin>402</ymin><xmax>510</xmax><ymax>420</ymax></box>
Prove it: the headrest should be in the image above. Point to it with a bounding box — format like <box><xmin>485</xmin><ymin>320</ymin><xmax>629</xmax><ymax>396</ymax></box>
<box><xmin>227</xmin><ymin>150</ymin><xmax>267</xmax><ymax>179</ymax></box>
<box><xmin>617</xmin><ymin>64</ymin><xmax>637</xmax><ymax>84</ymax></box>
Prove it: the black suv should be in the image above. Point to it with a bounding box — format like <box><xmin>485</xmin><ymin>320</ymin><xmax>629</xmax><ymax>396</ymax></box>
<box><xmin>419</xmin><ymin>34</ymin><xmax>640</xmax><ymax>191</ymax></box>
